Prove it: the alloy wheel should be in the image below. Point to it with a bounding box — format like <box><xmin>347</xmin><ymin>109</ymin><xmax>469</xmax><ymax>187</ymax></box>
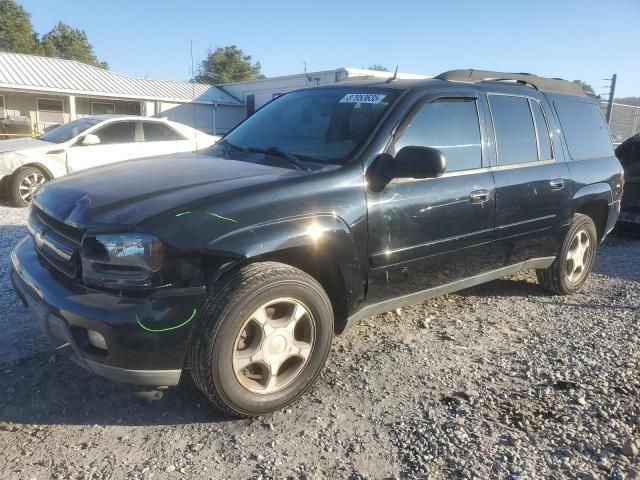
<box><xmin>19</xmin><ymin>172</ymin><xmax>46</xmax><ymax>203</ymax></box>
<box><xmin>232</xmin><ymin>298</ymin><xmax>315</xmax><ymax>394</ymax></box>
<box><xmin>565</xmin><ymin>229</ymin><xmax>591</xmax><ymax>283</ymax></box>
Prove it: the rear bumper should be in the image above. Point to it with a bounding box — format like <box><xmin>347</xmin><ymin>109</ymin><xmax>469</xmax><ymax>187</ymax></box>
<box><xmin>605</xmin><ymin>200</ymin><xmax>621</xmax><ymax>238</ymax></box>
<box><xmin>11</xmin><ymin>236</ymin><xmax>206</xmax><ymax>387</ymax></box>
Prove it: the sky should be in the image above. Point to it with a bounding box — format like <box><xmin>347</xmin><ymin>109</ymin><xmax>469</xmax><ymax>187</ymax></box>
<box><xmin>19</xmin><ymin>0</ymin><xmax>640</xmax><ymax>98</ymax></box>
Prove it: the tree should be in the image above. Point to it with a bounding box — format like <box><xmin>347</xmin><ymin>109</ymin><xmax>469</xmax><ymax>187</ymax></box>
<box><xmin>41</xmin><ymin>22</ymin><xmax>107</xmax><ymax>69</ymax></box>
<box><xmin>195</xmin><ymin>45</ymin><xmax>263</xmax><ymax>84</ymax></box>
<box><xmin>572</xmin><ymin>80</ymin><xmax>595</xmax><ymax>95</ymax></box>
<box><xmin>0</xmin><ymin>2</ymin><xmax>108</xmax><ymax>68</ymax></box>
<box><xmin>0</xmin><ymin>0</ymin><xmax>40</xmax><ymax>54</ymax></box>
<box><xmin>367</xmin><ymin>64</ymin><xmax>389</xmax><ymax>72</ymax></box>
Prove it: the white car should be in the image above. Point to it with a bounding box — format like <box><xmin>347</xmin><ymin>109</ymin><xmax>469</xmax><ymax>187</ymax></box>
<box><xmin>0</xmin><ymin>115</ymin><xmax>219</xmax><ymax>206</ymax></box>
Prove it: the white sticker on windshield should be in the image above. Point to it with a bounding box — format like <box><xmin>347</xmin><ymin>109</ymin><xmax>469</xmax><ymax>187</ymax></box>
<box><xmin>339</xmin><ymin>93</ymin><xmax>387</xmax><ymax>104</ymax></box>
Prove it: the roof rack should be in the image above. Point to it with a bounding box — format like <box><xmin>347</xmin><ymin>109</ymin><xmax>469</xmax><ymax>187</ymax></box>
<box><xmin>435</xmin><ymin>69</ymin><xmax>585</xmax><ymax>96</ymax></box>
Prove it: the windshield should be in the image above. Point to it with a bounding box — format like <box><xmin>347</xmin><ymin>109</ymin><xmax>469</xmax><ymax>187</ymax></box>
<box><xmin>206</xmin><ymin>87</ymin><xmax>400</xmax><ymax>164</ymax></box>
<box><xmin>40</xmin><ymin>117</ymin><xmax>103</xmax><ymax>144</ymax></box>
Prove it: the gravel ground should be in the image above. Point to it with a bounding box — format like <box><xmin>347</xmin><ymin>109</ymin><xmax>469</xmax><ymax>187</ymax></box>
<box><xmin>0</xmin><ymin>204</ymin><xmax>49</xmax><ymax>364</ymax></box>
<box><xmin>0</xmin><ymin>204</ymin><xmax>638</xmax><ymax>480</ymax></box>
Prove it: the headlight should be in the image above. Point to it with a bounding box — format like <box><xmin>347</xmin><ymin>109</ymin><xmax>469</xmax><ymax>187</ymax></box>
<box><xmin>81</xmin><ymin>233</ymin><xmax>164</xmax><ymax>288</ymax></box>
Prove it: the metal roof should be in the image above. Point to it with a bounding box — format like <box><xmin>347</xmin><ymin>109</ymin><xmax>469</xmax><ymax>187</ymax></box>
<box><xmin>0</xmin><ymin>52</ymin><xmax>241</xmax><ymax>105</ymax></box>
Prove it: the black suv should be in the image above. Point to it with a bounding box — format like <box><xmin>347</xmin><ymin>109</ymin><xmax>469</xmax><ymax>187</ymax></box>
<box><xmin>11</xmin><ymin>70</ymin><xmax>623</xmax><ymax>417</ymax></box>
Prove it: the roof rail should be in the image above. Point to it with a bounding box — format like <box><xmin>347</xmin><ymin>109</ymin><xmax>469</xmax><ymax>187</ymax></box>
<box><xmin>436</xmin><ymin>69</ymin><xmax>586</xmax><ymax>96</ymax></box>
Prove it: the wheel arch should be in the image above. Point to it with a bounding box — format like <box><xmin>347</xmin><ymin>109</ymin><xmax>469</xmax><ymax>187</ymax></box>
<box><xmin>202</xmin><ymin>214</ymin><xmax>367</xmax><ymax>334</ymax></box>
<box><xmin>16</xmin><ymin>162</ymin><xmax>55</xmax><ymax>180</ymax></box>
<box><xmin>571</xmin><ymin>183</ymin><xmax>612</xmax><ymax>241</ymax></box>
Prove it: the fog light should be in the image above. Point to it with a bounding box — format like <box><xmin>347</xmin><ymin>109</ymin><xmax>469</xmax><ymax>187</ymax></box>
<box><xmin>87</xmin><ymin>330</ymin><xmax>107</xmax><ymax>350</ymax></box>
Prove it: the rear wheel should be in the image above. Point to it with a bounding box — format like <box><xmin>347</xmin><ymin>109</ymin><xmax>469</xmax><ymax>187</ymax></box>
<box><xmin>8</xmin><ymin>166</ymin><xmax>47</xmax><ymax>207</ymax></box>
<box><xmin>189</xmin><ymin>262</ymin><xmax>333</xmax><ymax>418</ymax></box>
<box><xmin>536</xmin><ymin>213</ymin><xmax>598</xmax><ymax>295</ymax></box>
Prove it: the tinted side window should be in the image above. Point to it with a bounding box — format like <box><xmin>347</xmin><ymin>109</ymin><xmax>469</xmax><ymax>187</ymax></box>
<box><xmin>489</xmin><ymin>95</ymin><xmax>538</xmax><ymax>165</ymax></box>
<box><xmin>394</xmin><ymin>98</ymin><xmax>482</xmax><ymax>172</ymax></box>
<box><xmin>142</xmin><ymin>122</ymin><xmax>184</xmax><ymax>141</ymax></box>
<box><xmin>94</xmin><ymin>122</ymin><xmax>136</xmax><ymax>145</ymax></box>
<box><xmin>554</xmin><ymin>100</ymin><xmax>614</xmax><ymax>160</ymax></box>
<box><xmin>530</xmin><ymin>100</ymin><xmax>553</xmax><ymax>160</ymax></box>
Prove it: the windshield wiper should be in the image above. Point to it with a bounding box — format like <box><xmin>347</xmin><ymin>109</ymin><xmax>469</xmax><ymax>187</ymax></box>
<box><xmin>219</xmin><ymin>139</ymin><xmax>246</xmax><ymax>153</ymax></box>
<box><xmin>247</xmin><ymin>146</ymin><xmax>312</xmax><ymax>172</ymax></box>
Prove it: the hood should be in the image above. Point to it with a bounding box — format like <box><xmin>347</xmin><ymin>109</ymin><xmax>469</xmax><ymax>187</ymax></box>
<box><xmin>34</xmin><ymin>153</ymin><xmax>304</xmax><ymax>228</ymax></box>
<box><xmin>0</xmin><ymin>137</ymin><xmax>53</xmax><ymax>153</ymax></box>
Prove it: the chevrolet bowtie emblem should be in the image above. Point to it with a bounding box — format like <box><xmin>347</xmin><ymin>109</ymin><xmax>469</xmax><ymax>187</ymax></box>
<box><xmin>35</xmin><ymin>231</ymin><xmax>45</xmax><ymax>249</ymax></box>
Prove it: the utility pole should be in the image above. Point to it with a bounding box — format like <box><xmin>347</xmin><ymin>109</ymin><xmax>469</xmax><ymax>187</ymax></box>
<box><xmin>605</xmin><ymin>73</ymin><xmax>617</xmax><ymax>125</ymax></box>
<box><xmin>301</xmin><ymin>60</ymin><xmax>312</xmax><ymax>84</ymax></box>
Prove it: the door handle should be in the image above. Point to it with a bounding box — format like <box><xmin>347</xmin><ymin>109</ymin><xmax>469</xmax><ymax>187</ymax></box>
<box><xmin>549</xmin><ymin>179</ymin><xmax>565</xmax><ymax>190</ymax></box>
<box><xmin>469</xmin><ymin>190</ymin><xmax>490</xmax><ymax>204</ymax></box>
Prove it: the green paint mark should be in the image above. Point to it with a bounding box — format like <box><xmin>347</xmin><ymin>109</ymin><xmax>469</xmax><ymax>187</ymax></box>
<box><xmin>174</xmin><ymin>210</ymin><xmax>238</xmax><ymax>223</ymax></box>
<box><xmin>136</xmin><ymin>309</ymin><xmax>197</xmax><ymax>333</ymax></box>
<box><xmin>205</xmin><ymin>212</ymin><xmax>238</xmax><ymax>223</ymax></box>
<box><xmin>385</xmin><ymin>270</ymin><xmax>390</xmax><ymax>285</ymax></box>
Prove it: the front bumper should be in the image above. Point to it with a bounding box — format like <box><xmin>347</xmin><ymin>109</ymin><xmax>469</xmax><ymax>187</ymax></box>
<box><xmin>11</xmin><ymin>236</ymin><xmax>206</xmax><ymax>387</ymax></box>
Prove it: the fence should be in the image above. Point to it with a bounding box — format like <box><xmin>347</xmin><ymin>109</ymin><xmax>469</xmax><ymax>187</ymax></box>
<box><xmin>0</xmin><ymin>115</ymin><xmax>36</xmax><ymax>139</ymax></box>
<box><xmin>607</xmin><ymin>103</ymin><xmax>640</xmax><ymax>145</ymax></box>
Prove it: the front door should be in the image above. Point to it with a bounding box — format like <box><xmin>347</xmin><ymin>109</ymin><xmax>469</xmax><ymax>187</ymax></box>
<box><xmin>366</xmin><ymin>93</ymin><xmax>496</xmax><ymax>303</ymax></box>
<box><xmin>66</xmin><ymin>120</ymin><xmax>140</xmax><ymax>173</ymax></box>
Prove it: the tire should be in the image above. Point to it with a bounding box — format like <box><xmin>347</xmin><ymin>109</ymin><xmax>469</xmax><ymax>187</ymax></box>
<box><xmin>536</xmin><ymin>213</ymin><xmax>598</xmax><ymax>295</ymax></box>
<box><xmin>189</xmin><ymin>262</ymin><xmax>334</xmax><ymax>418</ymax></box>
<box><xmin>8</xmin><ymin>166</ymin><xmax>47</xmax><ymax>207</ymax></box>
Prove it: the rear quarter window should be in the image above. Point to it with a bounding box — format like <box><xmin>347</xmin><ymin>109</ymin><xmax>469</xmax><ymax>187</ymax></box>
<box><xmin>554</xmin><ymin>100</ymin><xmax>614</xmax><ymax>160</ymax></box>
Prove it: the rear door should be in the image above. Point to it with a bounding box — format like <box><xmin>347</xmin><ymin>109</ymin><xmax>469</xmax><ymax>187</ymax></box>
<box><xmin>140</xmin><ymin>121</ymin><xmax>191</xmax><ymax>156</ymax></box>
<box><xmin>485</xmin><ymin>92</ymin><xmax>572</xmax><ymax>267</ymax></box>
<box><xmin>366</xmin><ymin>91</ymin><xmax>496</xmax><ymax>303</ymax></box>
<box><xmin>66</xmin><ymin>120</ymin><xmax>139</xmax><ymax>172</ymax></box>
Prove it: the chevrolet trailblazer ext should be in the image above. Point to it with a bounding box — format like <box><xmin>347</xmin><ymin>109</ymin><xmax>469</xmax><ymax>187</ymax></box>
<box><xmin>11</xmin><ymin>70</ymin><xmax>623</xmax><ymax>417</ymax></box>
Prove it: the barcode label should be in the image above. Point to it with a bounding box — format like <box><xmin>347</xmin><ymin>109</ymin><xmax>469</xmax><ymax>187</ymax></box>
<box><xmin>339</xmin><ymin>93</ymin><xmax>387</xmax><ymax>104</ymax></box>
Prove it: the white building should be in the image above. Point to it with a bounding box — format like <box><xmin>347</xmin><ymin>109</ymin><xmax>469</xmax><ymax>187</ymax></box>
<box><xmin>219</xmin><ymin>67</ymin><xmax>429</xmax><ymax>117</ymax></box>
<box><xmin>0</xmin><ymin>52</ymin><xmax>429</xmax><ymax>137</ymax></box>
<box><xmin>0</xmin><ymin>52</ymin><xmax>243</xmax><ymax>135</ymax></box>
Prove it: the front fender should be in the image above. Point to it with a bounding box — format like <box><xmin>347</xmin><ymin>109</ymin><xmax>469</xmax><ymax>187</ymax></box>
<box><xmin>0</xmin><ymin>151</ymin><xmax>65</xmax><ymax>178</ymax></box>
<box><xmin>205</xmin><ymin>214</ymin><xmax>367</xmax><ymax>320</ymax></box>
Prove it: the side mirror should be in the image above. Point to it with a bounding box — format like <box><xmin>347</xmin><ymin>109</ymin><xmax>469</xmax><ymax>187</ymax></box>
<box><xmin>367</xmin><ymin>146</ymin><xmax>446</xmax><ymax>192</ymax></box>
<box><xmin>81</xmin><ymin>134</ymin><xmax>101</xmax><ymax>146</ymax></box>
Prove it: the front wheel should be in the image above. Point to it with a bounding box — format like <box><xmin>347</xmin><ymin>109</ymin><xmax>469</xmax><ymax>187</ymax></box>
<box><xmin>536</xmin><ymin>213</ymin><xmax>598</xmax><ymax>295</ymax></box>
<box><xmin>8</xmin><ymin>166</ymin><xmax>47</xmax><ymax>207</ymax></box>
<box><xmin>189</xmin><ymin>262</ymin><xmax>334</xmax><ymax>418</ymax></box>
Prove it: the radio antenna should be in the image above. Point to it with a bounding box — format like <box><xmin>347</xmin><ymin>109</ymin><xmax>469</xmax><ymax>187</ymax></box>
<box><xmin>386</xmin><ymin>65</ymin><xmax>399</xmax><ymax>83</ymax></box>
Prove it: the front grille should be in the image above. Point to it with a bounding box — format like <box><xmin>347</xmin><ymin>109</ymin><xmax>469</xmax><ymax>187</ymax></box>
<box><xmin>28</xmin><ymin>207</ymin><xmax>84</xmax><ymax>278</ymax></box>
